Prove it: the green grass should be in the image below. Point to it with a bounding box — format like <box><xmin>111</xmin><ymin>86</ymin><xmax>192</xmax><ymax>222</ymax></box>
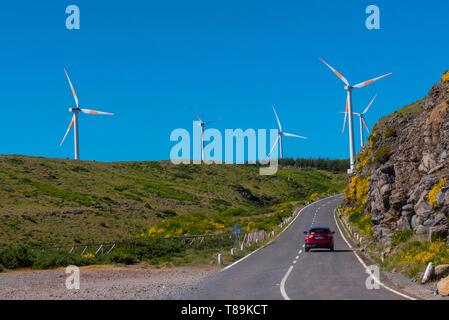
<box><xmin>373</xmin><ymin>99</ymin><xmax>424</xmax><ymax>132</ymax></box>
<box><xmin>381</xmin><ymin>240</ymin><xmax>449</xmax><ymax>279</ymax></box>
<box><xmin>0</xmin><ymin>155</ymin><xmax>345</xmax><ymax>269</ymax></box>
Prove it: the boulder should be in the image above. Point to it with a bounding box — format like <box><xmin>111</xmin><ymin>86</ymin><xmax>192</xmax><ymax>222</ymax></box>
<box><xmin>390</xmin><ymin>190</ymin><xmax>406</xmax><ymax>210</ymax></box>
<box><xmin>434</xmin><ymin>265</ymin><xmax>449</xmax><ymax>280</ymax></box>
<box><xmin>429</xmin><ymin>225</ymin><xmax>448</xmax><ymax>239</ymax></box>
<box><xmin>414</xmin><ymin>192</ymin><xmax>432</xmax><ymax>216</ymax></box>
<box><xmin>411</xmin><ymin>215</ymin><xmax>423</xmax><ymax>229</ymax></box>
<box><xmin>445</xmin><ymin>191</ymin><xmax>449</xmax><ymax>206</ymax></box>
<box><xmin>415</xmin><ymin>224</ymin><xmax>428</xmax><ymax>235</ymax></box>
<box><xmin>380</xmin><ymin>184</ymin><xmax>392</xmax><ymax>196</ymax></box>
<box><xmin>423</xmin><ymin>218</ymin><xmax>435</xmax><ymax>227</ymax></box>
<box><xmin>379</xmin><ymin>164</ymin><xmax>395</xmax><ymax>176</ymax></box>
<box><xmin>433</xmin><ymin>212</ymin><xmax>447</xmax><ymax>226</ymax></box>
<box><xmin>437</xmin><ymin>276</ymin><xmax>449</xmax><ymax>296</ymax></box>
<box><xmin>437</xmin><ymin>192</ymin><xmax>445</xmax><ymax>207</ymax></box>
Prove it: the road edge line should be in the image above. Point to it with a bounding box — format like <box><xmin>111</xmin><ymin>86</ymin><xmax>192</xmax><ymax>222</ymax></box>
<box><xmin>221</xmin><ymin>194</ymin><xmax>342</xmax><ymax>272</ymax></box>
<box><xmin>280</xmin><ymin>265</ymin><xmax>294</xmax><ymax>300</ymax></box>
<box><xmin>333</xmin><ymin>208</ymin><xmax>417</xmax><ymax>300</ymax></box>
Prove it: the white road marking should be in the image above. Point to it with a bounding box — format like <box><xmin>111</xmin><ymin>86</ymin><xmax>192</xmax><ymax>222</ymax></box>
<box><xmin>293</xmin><ymin>260</ymin><xmax>297</xmax><ymax>264</ymax></box>
<box><xmin>332</xmin><ymin>208</ymin><xmax>416</xmax><ymax>300</ymax></box>
<box><xmin>295</xmin><ymin>256</ymin><xmax>299</xmax><ymax>259</ymax></box>
<box><xmin>280</xmin><ymin>265</ymin><xmax>294</xmax><ymax>300</ymax></box>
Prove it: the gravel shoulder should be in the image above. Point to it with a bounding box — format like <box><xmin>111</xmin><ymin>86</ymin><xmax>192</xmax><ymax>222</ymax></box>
<box><xmin>0</xmin><ymin>264</ymin><xmax>218</xmax><ymax>300</ymax></box>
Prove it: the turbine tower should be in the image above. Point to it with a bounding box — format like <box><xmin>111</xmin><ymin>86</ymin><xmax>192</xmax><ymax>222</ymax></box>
<box><xmin>320</xmin><ymin>58</ymin><xmax>391</xmax><ymax>173</ymax></box>
<box><xmin>269</xmin><ymin>105</ymin><xmax>306</xmax><ymax>159</ymax></box>
<box><xmin>193</xmin><ymin>111</ymin><xmax>215</xmax><ymax>163</ymax></box>
<box><xmin>340</xmin><ymin>95</ymin><xmax>377</xmax><ymax>148</ymax></box>
<box><xmin>60</xmin><ymin>69</ymin><xmax>114</xmax><ymax>160</ymax></box>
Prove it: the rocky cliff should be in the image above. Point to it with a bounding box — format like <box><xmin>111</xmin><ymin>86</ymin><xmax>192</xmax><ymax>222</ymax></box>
<box><xmin>346</xmin><ymin>71</ymin><xmax>449</xmax><ymax>246</ymax></box>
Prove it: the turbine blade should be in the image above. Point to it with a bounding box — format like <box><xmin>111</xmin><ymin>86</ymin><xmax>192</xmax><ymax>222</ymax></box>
<box><xmin>60</xmin><ymin>115</ymin><xmax>75</xmax><ymax>146</ymax></box>
<box><xmin>81</xmin><ymin>108</ymin><xmax>114</xmax><ymax>115</ymax></box>
<box><xmin>353</xmin><ymin>73</ymin><xmax>392</xmax><ymax>89</ymax></box>
<box><xmin>362</xmin><ymin>117</ymin><xmax>370</xmax><ymax>134</ymax></box>
<box><xmin>342</xmin><ymin>94</ymin><xmax>349</xmax><ymax>133</ymax></box>
<box><xmin>190</xmin><ymin>107</ymin><xmax>202</xmax><ymax>122</ymax></box>
<box><xmin>64</xmin><ymin>68</ymin><xmax>79</xmax><ymax>108</ymax></box>
<box><xmin>283</xmin><ymin>132</ymin><xmax>307</xmax><ymax>139</ymax></box>
<box><xmin>272</xmin><ymin>105</ymin><xmax>282</xmax><ymax>132</ymax></box>
<box><xmin>268</xmin><ymin>136</ymin><xmax>280</xmax><ymax>158</ymax></box>
<box><xmin>319</xmin><ymin>58</ymin><xmax>349</xmax><ymax>86</ymax></box>
<box><xmin>362</xmin><ymin>94</ymin><xmax>378</xmax><ymax>114</ymax></box>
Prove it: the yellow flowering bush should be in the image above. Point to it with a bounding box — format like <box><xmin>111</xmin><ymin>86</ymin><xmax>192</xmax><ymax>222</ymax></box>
<box><xmin>356</xmin><ymin>147</ymin><xmax>371</xmax><ymax>171</ymax></box>
<box><xmin>308</xmin><ymin>192</ymin><xmax>320</xmax><ymax>202</ymax></box>
<box><xmin>427</xmin><ymin>178</ymin><xmax>446</xmax><ymax>208</ymax></box>
<box><xmin>400</xmin><ymin>241</ymin><xmax>449</xmax><ymax>264</ymax></box>
<box><xmin>442</xmin><ymin>70</ymin><xmax>449</xmax><ymax>83</ymax></box>
<box><xmin>345</xmin><ymin>176</ymin><xmax>369</xmax><ymax>204</ymax></box>
<box><xmin>81</xmin><ymin>252</ymin><xmax>95</xmax><ymax>259</ymax></box>
<box><xmin>146</xmin><ymin>214</ymin><xmax>225</xmax><ymax>237</ymax></box>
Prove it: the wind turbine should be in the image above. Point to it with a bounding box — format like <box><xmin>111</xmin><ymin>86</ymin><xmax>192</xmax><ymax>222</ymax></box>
<box><xmin>340</xmin><ymin>95</ymin><xmax>377</xmax><ymax>148</ymax></box>
<box><xmin>269</xmin><ymin>105</ymin><xmax>306</xmax><ymax>159</ymax></box>
<box><xmin>320</xmin><ymin>58</ymin><xmax>392</xmax><ymax>173</ymax></box>
<box><xmin>60</xmin><ymin>69</ymin><xmax>114</xmax><ymax>160</ymax></box>
<box><xmin>193</xmin><ymin>111</ymin><xmax>216</xmax><ymax>163</ymax></box>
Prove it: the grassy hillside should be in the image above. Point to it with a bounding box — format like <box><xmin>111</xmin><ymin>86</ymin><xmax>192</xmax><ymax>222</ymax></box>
<box><xmin>0</xmin><ymin>155</ymin><xmax>345</xmax><ymax>249</ymax></box>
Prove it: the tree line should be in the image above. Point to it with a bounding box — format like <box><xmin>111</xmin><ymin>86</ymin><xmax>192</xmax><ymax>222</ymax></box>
<box><xmin>278</xmin><ymin>158</ymin><xmax>349</xmax><ymax>172</ymax></box>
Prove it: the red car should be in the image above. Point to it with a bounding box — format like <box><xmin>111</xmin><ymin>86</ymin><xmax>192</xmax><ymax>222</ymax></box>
<box><xmin>304</xmin><ymin>227</ymin><xmax>335</xmax><ymax>252</ymax></box>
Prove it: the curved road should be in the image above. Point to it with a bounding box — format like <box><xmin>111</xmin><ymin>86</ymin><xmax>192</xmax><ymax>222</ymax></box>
<box><xmin>185</xmin><ymin>195</ymin><xmax>411</xmax><ymax>300</ymax></box>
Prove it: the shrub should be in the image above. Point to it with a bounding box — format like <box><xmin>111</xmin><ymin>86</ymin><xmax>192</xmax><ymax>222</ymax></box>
<box><xmin>0</xmin><ymin>245</ymin><xmax>34</xmax><ymax>269</ymax></box>
<box><xmin>374</xmin><ymin>146</ymin><xmax>392</xmax><ymax>164</ymax></box>
<box><xmin>219</xmin><ymin>208</ymin><xmax>249</xmax><ymax>217</ymax></box>
<box><xmin>146</xmin><ymin>214</ymin><xmax>225</xmax><ymax>237</ymax></box>
<box><xmin>392</xmin><ymin>229</ymin><xmax>413</xmax><ymax>246</ymax></box>
<box><xmin>442</xmin><ymin>70</ymin><xmax>449</xmax><ymax>83</ymax></box>
<box><xmin>427</xmin><ymin>178</ymin><xmax>447</xmax><ymax>208</ymax></box>
<box><xmin>356</xmin><ymin>147</ymin><xmax>371</xmax><ymax>171</ymax></box>
<box><xmin>345</xmin><ymin>176</ymin><xmax>369</xmax><ymax>204</ymax></box>
<box><xmin>343</xmin><ymin>205</ymin><xmax>372</xmax><ymax>236</ymax></box>
<box><xmin>384</xmin><ymin>126</ymin><xmax>397</xmax><ymax>138</ymax></box>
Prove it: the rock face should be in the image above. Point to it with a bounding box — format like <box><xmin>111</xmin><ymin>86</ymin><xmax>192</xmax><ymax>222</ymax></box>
<box><xmin>434</xmin><ymin>264</ymin><xmax>449</xmax><ymax>280</ymax></box>
<box><xmin>352</xmin><ymin>72</ymin><xmax>449</xmax><ymax>245</ymax></box>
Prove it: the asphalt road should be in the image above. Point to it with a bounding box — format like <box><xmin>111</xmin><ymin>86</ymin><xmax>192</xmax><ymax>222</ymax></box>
<box><xmin>185</xmin><ymin>195</ymin><xmax>409</xmax><ymax>300</ymax></box>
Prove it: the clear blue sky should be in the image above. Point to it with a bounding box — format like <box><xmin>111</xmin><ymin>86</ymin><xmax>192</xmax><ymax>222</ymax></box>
<box><xmin>0</xmin><ymin>0</ymin><xmax>447</xmax><ymax>161</ymax></box>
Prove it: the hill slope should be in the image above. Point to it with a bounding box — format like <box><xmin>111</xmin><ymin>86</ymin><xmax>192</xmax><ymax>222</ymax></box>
<box><xmin>0</xmin><ymin>156</ymin><xmax>345</xmax><ymax>247</ymax></box>
<box><xmin>343</xmin><ymin>71</ymin><xmax>449</xmax><ymax>279</ymax></box>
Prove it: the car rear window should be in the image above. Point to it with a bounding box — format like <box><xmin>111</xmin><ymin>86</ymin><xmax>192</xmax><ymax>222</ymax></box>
<box><xmin>309</xmin><ymin>228</ymin><xmax>330</xmax><ymax>234</ymax></box>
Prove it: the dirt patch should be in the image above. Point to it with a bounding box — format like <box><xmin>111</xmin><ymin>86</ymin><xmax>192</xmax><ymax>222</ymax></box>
<box><xmin>0</xmin><ymin>264</ymin><xmax>217</xmax><ymax>300</ymax></box>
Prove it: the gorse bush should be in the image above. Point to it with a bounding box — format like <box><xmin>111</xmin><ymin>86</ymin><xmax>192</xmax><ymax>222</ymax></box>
<box><xmin>427</xmin><ymin>178</ymin><xmax>446</xmax><ymax>208</ymax></box>
<box><xmin>392</xmin><ymin>229</ymin><xmax>413</xmax><ymax>246</ymax></box>
<box><xmin>374</xmin><ymin>146</ymin><xmax>392</xmax><ymax>164</ymax></box>
<box><xmin>145</xmin><ymin>214</ymin><xmax>226</xmax><ymax>237</ymax></box>
<box><xmin>345</xmin><ymin>176</ymin><xmax>369</xmax><ymax>204</ymax></box>
<box><xmin>0</xmin><ymin>245</ymin><xmax>33</xmax><ymax>269</ymax></box>
<box><xmin>384</xmin><ymin>126</ymin><xmax>397</xmax><ymax>139</ymax></box>
<box><xmin>442</xmin><ymin>70</ymin><xmax>449</xmax><ymax>83</ymax></box>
